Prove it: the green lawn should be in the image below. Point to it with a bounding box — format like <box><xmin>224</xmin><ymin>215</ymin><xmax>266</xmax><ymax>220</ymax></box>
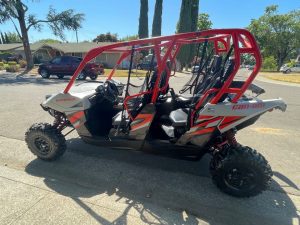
<box><xmin>260</xmin><ymin>72</ymin><xmax>300</xmax><ymax>84</ymax></box>
<box><xmin>104</xmin><ymin>68</ymin><xmax>147</xmax><ymax>77</ymax></box>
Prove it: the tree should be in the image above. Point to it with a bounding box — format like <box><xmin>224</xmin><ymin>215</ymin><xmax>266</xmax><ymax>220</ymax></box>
<box><xmin>92</xmin><ymin>32</ymin><xmax>118</xmax><ymax>42</ymax></box>
<box><xmin>152</xmin><ymin>0</ymin><xmax>163</xmax><ymax>37</ymax></box>
<box><xmin>4</xmin><ymin>32</ymin><xmax>9</xmax><ymax>43</ymax></box>
<box><xmin>4</xmin><ymin>32</ymin><xmax>22</xmax><ymax>43</ymax></box>
<box><xmin>189</xmin><ymin>0</ymin><xmax>199</xmax><ymax>66</ymax></box>
<box><xmin>0</xmin><ymin>0</ymin><xmax>84</xmax><ymax>69</ymax></box>
<box><xmin>35</xmin><ymin>38</ymin><xmax>61</xmax><ymax>44</ymax></box>
<box><xmin>197</xmin><ymin>13</ymin><xmax>212</xmax><ymax>30</ymax></box>
<box><xmin>262</xmin><ymin>56</ymin><xmax>277</xmax><ymax>71</ymax></box>
<box><xmin>176</xmin><ymin>0</ymin><xmax>199</xmax><ymax>70</ymax></box>
<box><xmin>138</xmin><ymin>0</ymin><xmax>149</xmax><ymax>39</ymax></box>
<box><xmin>248</xmin><ymin>5</ymin><xmax>300</xmax><ymax>71</ymax></box>
<box><xmin>120</xmin><ymin>34</ymin><xmax>139</xmax><ymax>41</ymax></box>
<box><xmin>0</xmin><ymin>33</ymin><xmax>4</xmax><ymax>44</ymax></box>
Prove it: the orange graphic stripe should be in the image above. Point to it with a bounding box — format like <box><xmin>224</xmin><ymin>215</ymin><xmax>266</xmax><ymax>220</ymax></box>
<box><xmin>69</xmin><ymin>111</ymin><xmax>84</xmax><ymax>123</ymax></box>
<box><xmin>131</xmin><ymin>114</ymin><xmax>153</xmax><ymax>131</ymax></box>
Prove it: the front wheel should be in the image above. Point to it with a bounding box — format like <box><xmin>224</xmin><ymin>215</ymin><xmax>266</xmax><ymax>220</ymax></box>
<box><xmin>57</xmin><ymin>74</ymin><xmax>64</xmax><ymax>79</ymax></box>
<box><xmin>210</xmin><ymin>145</ymin><xmax>272</xmax><ymax>197</ymax></box>
<box><xmin>25</xmin><ymin>123</ymin><xmax>66</xmax><ymax>161</ymax></box>
<box><xmin>40</xmin><ymin>69</ymin><xmax>50</xmax><ymax>78</ymax></box>
<box><xmin>77</xmin><ymin>71</ymin><xmax>87</xmax><ymax>80</ymax></box>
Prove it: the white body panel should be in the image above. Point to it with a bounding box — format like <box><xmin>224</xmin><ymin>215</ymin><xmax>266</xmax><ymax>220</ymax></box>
<box><xmin>41</xmin><ymin>82</ymin><xmax>101</xmax><ymax>113</ymax></box>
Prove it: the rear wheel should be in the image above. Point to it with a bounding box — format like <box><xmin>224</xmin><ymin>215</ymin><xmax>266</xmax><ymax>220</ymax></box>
<box><xmin>285</xmin><ymin>69</ymin><xmax>291</xmax><ymax>74</ymax></box>
<box><xmin>210</xmin><ymin>145</ymin><xmax>272</xmax><ymax>197</ymax></box>
<box><xmin>25</xmin><ymin>123</ymin><xmax>66</xmax><ymax>161</ymax></box>
<box><xmin>40</xmin><ymin>69</ymin><xmax>50</xmax><ymax>78</ymax></box>
<box><xmin>89</xmin><ymin>74</ymin><xmax>98</xmax><ymax>80</ymax></box>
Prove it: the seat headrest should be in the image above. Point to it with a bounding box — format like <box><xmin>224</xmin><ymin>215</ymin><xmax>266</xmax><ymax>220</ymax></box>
<box><xmin>209</xmin><ymin>55</ymin><xmax>223</xmax><ymax>75</ymax></box>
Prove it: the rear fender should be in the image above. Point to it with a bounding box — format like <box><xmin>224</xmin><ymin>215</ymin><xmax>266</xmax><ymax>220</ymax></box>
<box><xmin>199</xmin><ymin>98</ymin><xmax>287</xmax><ymax>133</ymax></box>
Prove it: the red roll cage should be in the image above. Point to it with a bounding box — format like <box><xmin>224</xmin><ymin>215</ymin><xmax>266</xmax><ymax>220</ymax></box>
<box><xmin>64</xmin><ymin>29</ymin><xmax>262</xmax><ymax>124</ymax></box>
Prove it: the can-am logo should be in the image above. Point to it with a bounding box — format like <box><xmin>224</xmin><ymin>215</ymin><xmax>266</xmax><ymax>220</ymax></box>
<box><xmin>232</xmin><ymin>103</ymin><xmax>264</xmax><ymax>110</ymax></box>
<box><xmin>56</xmin><ymin>98</ymin><xmax>76</xmax><ymax>102</ymax></box>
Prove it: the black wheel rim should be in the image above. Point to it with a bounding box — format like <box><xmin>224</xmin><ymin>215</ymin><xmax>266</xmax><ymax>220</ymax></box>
<box><xmin>78</xmin><ymin>72</ymin><xmax>85</xmax><ymax>79</ymax></box>
<box><xmin>41</xmin><ymin>70</ymin><xmax>48</xmax><ymax>77</ymax></box>
<box><xmin>34</xmin><ymin>136</ymin><xmax>51</xmax><ymax>155</ymax></box>
<box><xmin>224</xmin><ymin>167</ymin><xmax>256</xmax><ymax>191</ymax></box>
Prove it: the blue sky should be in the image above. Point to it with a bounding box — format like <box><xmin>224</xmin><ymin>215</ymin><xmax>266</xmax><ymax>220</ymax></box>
<box><xmin>0</xmin><ymin>0</ymin><xmax>298</xmax><ymax>42</ymax></box>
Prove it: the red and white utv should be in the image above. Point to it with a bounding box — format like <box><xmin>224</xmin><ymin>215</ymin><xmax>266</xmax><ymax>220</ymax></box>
<box><xmin>25</xmin><ymin>29</ymin><xmax>286</xmax><ymax>197</ymax></box>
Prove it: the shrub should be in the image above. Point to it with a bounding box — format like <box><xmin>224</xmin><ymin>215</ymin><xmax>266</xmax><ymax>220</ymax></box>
<box><xmin>0</xmin><ymin>62</ymin><xmax>4</xmax><ymax>67</ymax></box>
<box><xmin>262</xmin><ymin>56</ymin><xmax>277</xmax><ymax>71</ymax></box>
<box><xmin>8</xmin><ymin>61</ymin><xmax>17</xmax><ymax>66</ymax></box>
<box><xmin>286</xmin><ymin>59</ymin><xmax>296</xmax><ymax>68</ymax></box>
<box><xmin>19</xmin><ymin>60</ymin><xmax>27</xmax><ymax>68</ymax></box>
<box><xmin>6</xmin><ymin>64</ymin><xmax>20</xmax><ymax>73</ymax></box>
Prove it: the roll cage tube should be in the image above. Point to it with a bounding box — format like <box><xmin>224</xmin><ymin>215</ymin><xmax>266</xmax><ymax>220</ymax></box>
<box><xmin>63</xmin><ymin>29</ymin><xmax>262</xmax><ymax>112</ymax></box>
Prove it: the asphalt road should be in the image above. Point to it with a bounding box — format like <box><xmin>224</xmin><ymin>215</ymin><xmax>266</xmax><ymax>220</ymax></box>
<box><xmin>0</xmin><ymin>70</ymin><xmax>299</xmax><ymax>225</ymax></box>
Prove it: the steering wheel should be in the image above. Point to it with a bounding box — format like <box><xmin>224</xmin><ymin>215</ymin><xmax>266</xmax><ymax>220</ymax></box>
<box><xmin>95</xmin><ymin>80</ymin><xmax>119</xmax><ymax>103</ymax></box>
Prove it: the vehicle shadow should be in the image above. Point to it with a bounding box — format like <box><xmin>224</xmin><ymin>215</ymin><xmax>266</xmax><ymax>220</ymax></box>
<box><xmin>0</xmin><ymin>73</ymin><xmax>70</xmax><ymax>86</ymax></box>
<box><xmin>272</xmin><ymin>171</ymin><xmax>300</xmax><ymax>191</ymax></box>
<box><xmin>25</xmin><ymin>138</ymin><xmax>299</xmax><ymax>225</ymax></box>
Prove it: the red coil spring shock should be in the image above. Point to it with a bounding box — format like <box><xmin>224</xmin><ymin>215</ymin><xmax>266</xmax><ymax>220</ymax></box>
<box><xmin>226</xmin><ymin>129</ymin><xmax>238</xmax><ymax>146</ymax></box>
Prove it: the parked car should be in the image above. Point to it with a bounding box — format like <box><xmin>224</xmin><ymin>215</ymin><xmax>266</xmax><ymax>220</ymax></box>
<box><xmin>136</xmin><ymin>61</ymin><xmax>157</xmax><ymax>70</ymax></box>
<box><xmin>247</xmin><ymin>65</ymin><xmax>255</xmax><ymax>70</ymax></box>
<box><xmin>38</xmin><ymin>56</ymin><xmax>104</xmax><ymax>80</ymax></box>
<box><xmin>191</xmin><ymin>65</ymin><xmax>200</xmax><ymax>74</ymax></box>
<box><xmin>7</xmin><ymin>54</ymin><xmax>23</xmax><ymax>63</ymax></box>
<box><xmin>280</xmin><ymin>64</ymin><xmax>300</xmax><ymax>74</ymax></box>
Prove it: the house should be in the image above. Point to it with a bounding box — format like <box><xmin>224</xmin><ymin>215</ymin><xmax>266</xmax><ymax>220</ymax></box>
<box><xmin>0</xmin><ymin>42</ymin><xmax>128</xmax><ymax>68</ymax></box>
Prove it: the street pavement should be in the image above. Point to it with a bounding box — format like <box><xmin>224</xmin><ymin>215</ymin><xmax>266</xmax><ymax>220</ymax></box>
<box><xmin>0</xmin><ymin>70</ymin><xmax>299</xmax><ymax>225</ymax></box>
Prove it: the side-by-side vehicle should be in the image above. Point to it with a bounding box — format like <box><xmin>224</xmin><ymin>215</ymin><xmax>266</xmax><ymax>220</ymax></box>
<box><xmin>25</xmin><ymin>29</ymin><xmax>286</xmax><ymax>197</ymax></box>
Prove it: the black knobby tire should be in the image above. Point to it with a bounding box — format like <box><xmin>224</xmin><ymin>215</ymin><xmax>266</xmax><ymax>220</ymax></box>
<box><xmin>89</xmin><ymin>74</ymin><xmax>98</xmax><ymax>80</ymax></box>
<box><xmin>57</xmin><ymin>74</ymin><xmax>64</xmax><ymax>79</ymax></box>
<box><xmin>77</xmin><ymin>71</ymin><xmax>87</xmax><ymax>80</ymax></box>
<box><xmin>285</xmin><ymin>69</ymin><xmax>291</xmax><ymax>74</ymax></box>
<box><xmin>210</xmin><ymin>145</ymin><xmax>272</xmax><ymax>197</ymax></box>
<box><xmin>25</xmin><ymin>123</ymin><xmax>66</xmax><ymax>161</ymax></box>
<box><xmin>40</xmin><ymin>69</ymin><xmax>50</xmax><ymax>78</ymax></box>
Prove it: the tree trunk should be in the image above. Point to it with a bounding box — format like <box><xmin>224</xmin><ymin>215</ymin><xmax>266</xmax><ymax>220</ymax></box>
<box><xmin>19</xmin><ymin>21</ymin><xmax>34</xmax><ymax>69</ymax></box>
<box><xmin>16</xmin><ymin>2</ymin><xmax>34</xmax><ymax>69</ymax></box>
<box><xmin>276</xmin><ymin>52</ymin><xmax>283</xmax><ymax>72</ymax></box>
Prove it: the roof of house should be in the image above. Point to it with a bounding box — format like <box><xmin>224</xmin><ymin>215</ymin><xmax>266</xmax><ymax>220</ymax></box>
<box><xmin>0</xmin><ymin>43</ymin><xmax>23</xmax><ymax>51</ymax></box>
<box><xmin>46</xmin><ymin>42</ymin><xmax>114</xmax><ymax>53</ymax></box>
<box><xmin>0</xmin><ymin>42</ymin><xmax>127</xmax><ymax>53</ymax></box>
